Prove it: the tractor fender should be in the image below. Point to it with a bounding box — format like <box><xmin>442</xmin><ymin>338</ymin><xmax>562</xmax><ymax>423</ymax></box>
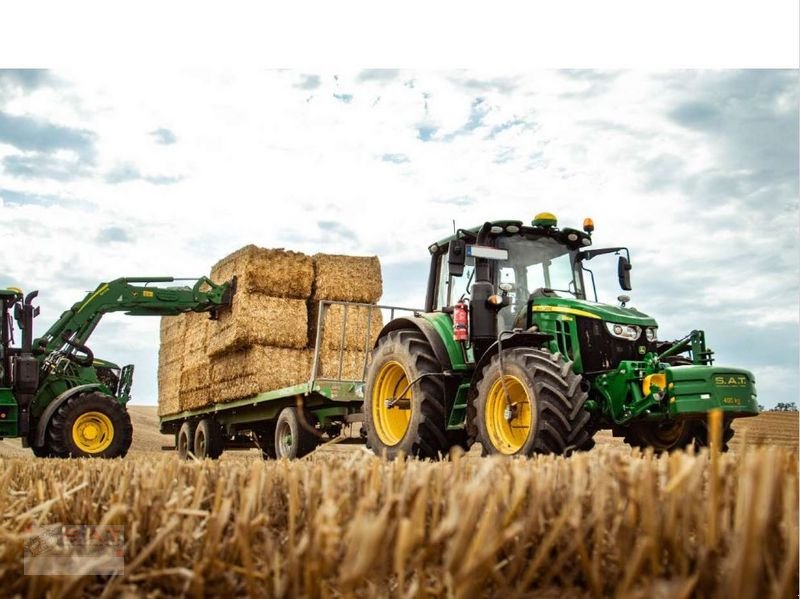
<box><xmin>469</xmin><ymin>332</ymin><xmax>553</xmax><ymax>387</ymax></box>
<box><xmin>375</xmin><ymin>316</ymin><xmax>454</xmax><ymax>371</ymax></box>
<box><xmin>33</xmin><ymin>383</ymin><xmax>104</xmax><ymax>447</ymax></box>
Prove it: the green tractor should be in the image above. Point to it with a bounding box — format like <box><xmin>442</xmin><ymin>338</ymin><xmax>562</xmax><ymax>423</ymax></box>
<box><xmin>0</xmin><ymin>277</ymin><xmax>233</xmax><ymax>458</ymax></box>
<box><xmin>363</xmin><ymin>213</ymin><xmax>758</xmax><ymax>458</ymax></box>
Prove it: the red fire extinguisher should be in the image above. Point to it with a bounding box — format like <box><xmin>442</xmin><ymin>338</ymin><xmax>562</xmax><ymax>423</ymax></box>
<box><xmin>453</xmin><ymin>301</ymin><xmax>468</xmax><ymax>342</ymax></box>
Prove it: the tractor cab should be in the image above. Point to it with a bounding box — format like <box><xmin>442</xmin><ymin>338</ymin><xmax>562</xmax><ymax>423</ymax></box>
<box><xmin>425</xmin><ymin>213</ymin><xmax>654</xmax><ymax>372</ymax></box>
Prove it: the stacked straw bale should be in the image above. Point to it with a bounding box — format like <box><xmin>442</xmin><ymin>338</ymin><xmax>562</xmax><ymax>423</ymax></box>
<box><xmin>179</xmin><ymin>312</ymin><xmax>212</xmax><ymax>410</ymax></box>
<box><xmin>157</xmin><ymin>315</ymin><xmax>186</xmax><ymax>416</ymax></box>
<box><xmin>207</xmin><ymin>294</ymin><xmax>308</xmax><ymax>357</ymax></box>
<box><xmin>211</xmin><ymin>347</ymin><xmax>312</xmax><ymax>403</ymax></box>
<box><xmin>311</xmin><ymin>254</ymin><xmax>382</xmax><ymax>303</ymax></box>
<box><xmin>158</xmin><ymin>245</ymin><xmax>384</xmax><ymax>413</ymax></box>
<box><xmin>318</xmin><ymin>348</ymin><xmax>371</xmax><ymax>381</ymax></box>
<box><xmin>309</xmin><ymin>304</ymin><xmax>383</xmax><ymax>351</ymax></box>
<box><xmin>210</xmin><ymin>245</ymin><xmax>314</xmax><ymax>297</ymax></box>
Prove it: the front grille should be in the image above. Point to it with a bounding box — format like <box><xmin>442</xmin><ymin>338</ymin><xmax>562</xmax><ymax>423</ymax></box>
<box><xmin>577</xmin><ymin>317</ymin><xmax>657</xmax><ymax>373</ymax></box>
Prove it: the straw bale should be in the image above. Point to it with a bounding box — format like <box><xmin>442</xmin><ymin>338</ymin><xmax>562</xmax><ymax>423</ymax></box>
<box><xmin>312</xmin><ymin>254</ymin><xmax>382</xmax><ymax>303</ymax></box>
<box><xmin>159</xmin><ymin>314</ymin><xmax>186</xmax><ymax>346</ymax></box>
<box><xmin>183</xmin><ymin>312</ymin><xmax>210</xmax><ymax>369</ymax></box>
<box><xmin>318</xmin><ymin>348</ymin><xmax>370</xmax><ymax>381</ymax></box>
<box><xmin>179</xmin><ymin>362</ymin><xmax>212</xmax><ymax>410</ymax></box>
<box><xmin>211</xmin><ymin>245</ymin><xmax>314</xmax><ymax>299</ymax></box>
<box><xmin>157</xmin><ymin>315</ymin><xmax>186</xmax><ymax>416</ymax></box>
<box><xmin>207</xmin><ymin>293</ymin><xmax>307</xmax><ymax>357</ymax></box>
<box><xmin>309</xmin><ymin>303</ymin><xmax>383</xmax><ymax>351</ymax></box>
<box><xmin>157</xmin><ymin>364</ymin><xmax>182</xmax><ymax>416</ymax></box>
<box><xmin>211</xmin><ymin>346</ymin><xmax>312</xmax><ymax>403</ymax></box>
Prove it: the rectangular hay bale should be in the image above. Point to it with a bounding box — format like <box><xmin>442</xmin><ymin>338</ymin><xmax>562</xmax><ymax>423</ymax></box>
<box><xmin>207</xmin><ymin>293</ymin><xmax>307</xmax><ymax>357</ymax></box>
<box><xmin>183</xmin><ymin>312</ymin><xmax>210</xmax><ymax>369</ymax></box>
<box><xmin>179</xmin><ymin>361</ymin><xmax>212</xmax><ymax>411</ymax></box>
<box><xmin>309</xmin><ymin>303</ymin><xmax>383</xmax><ymax>351</ymax></box>
<box><xmin>210</xmin><ymin>245</ymin><xmax>314</xmax><ymax>299</ymax></box>
<box><xmin>157</xmin><ymin>363</ymin><xmax>182</xmax><ymax>417</ymax></box>
<box><xmin>211</xmin><ymin>346</ymin><xmax>312</xmax><ymax>403</ymax></box>
<box><xmin>317</xmin><ymin>348</ymin><xmax>370</xmax><ymax>381</ymax></box>
<box><xmin>312</xmin><ymin>254</ymin><xmax>382</xmax><ymax>303</ymax></box>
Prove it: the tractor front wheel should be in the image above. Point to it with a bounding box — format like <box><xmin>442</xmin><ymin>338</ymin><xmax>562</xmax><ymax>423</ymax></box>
<box><xmin>364</xmin><ymin>330</ymin><xmax>449</xmax><ymax>459</ymax></box>
<box><xmin>473</xmin><ymin>348</ymin><xmax>593</xmax><ymax>456</ymax></box>
<box><xmin>48</xmin><ymin>392</ymin><xmax>133</xmax><ymax>458</ymax></box>
<box><xmin>623</xmin><ymin>420</ymin><xmax>695</xmax><ymax>452</ymax></box>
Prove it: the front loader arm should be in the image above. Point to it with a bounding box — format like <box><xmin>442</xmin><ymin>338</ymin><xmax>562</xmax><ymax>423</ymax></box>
<box><xmin>36</xmin><ymin>276</ymin><xmax>234</xmax><ymax>353</ymax></box>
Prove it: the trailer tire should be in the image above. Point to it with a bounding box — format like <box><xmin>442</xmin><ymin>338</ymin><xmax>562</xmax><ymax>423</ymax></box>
<box><xmin>275</xmin><ymin>407</ymin><xmax>318</xmax><ymax>459</ymax></box>
<box><xmin>177</xmin><ymin>421</ymin><xmax>194</xmax><ymax>459</ymax></box>
<box><xmin>194</xmin><ymin>419</ymin><xmax>224</xmax><ymax>459</ymax></box>
<box><xmin>473</xmin><ymin>348</ymin><xmax>593</xmax><ymax>456</ymax></box>
<box><xmin>48</xmin><ymin>392</ymin><xmax>132</xmax><ymax>459</ymax></box>
<box><xmin>364</xmin><ymin>330</ymin><xmax>449</xmax><ymax>459</ymax></box>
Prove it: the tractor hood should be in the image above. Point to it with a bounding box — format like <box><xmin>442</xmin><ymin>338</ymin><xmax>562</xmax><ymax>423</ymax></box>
<box><xmin>530</xmin><ymin>297</ymin><xmax>658</xmax><ymax>327</ymax></box>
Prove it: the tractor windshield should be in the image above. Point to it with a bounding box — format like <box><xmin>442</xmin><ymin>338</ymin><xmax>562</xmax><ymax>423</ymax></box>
<box><xmin>495</xmin><ymin>236</ymin><xmax>584</xmax><ymax>300</ymax></box>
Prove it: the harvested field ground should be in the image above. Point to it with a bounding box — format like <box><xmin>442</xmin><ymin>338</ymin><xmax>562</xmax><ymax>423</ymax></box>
<box><xmin>0</xmin><ymin>410</ymin><xmax>796</xmax><ymax>597</ymax></box>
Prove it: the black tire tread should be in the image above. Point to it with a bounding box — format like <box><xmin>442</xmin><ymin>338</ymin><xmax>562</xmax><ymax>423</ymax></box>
<box><xmin>48</xmin><ymin>392</ymin><xmax>133</xmax><ymax>459</ymax></box>
<box><xmin>365</xmin><ymin>330</ymin><xmax>450</xmax><ymax>459</ymax></box>
<box><xmin>474</xmin><ymin>348</ymin><xmax>594</xmax><ymax>456</ymax></box>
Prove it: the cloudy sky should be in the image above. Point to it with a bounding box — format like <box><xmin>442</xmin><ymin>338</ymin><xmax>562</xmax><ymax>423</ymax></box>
<box><xmin>0</xmin><ymin>69</ymin><xmax>797</xmax><ymax>407</ymax></box>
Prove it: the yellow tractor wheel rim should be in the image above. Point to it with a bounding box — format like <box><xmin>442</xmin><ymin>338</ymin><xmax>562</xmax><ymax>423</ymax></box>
<box><xmin>372</xmin><ymin>360</ymin><xmax>412</xmax><ymax>446</ymax></box>
<box><xmin>485</xmin><ymin>375</ymin><xmax>534</xmax><ymax>455</ymax></box>
<box><xmin>72</xmin><ymin>411</ymin><xmax>114</xmax><ymax>453</ymax></box>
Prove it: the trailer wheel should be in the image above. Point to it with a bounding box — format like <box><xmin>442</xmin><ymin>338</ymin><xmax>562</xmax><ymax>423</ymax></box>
<box><xmin>177</xmin><ymin>421</ymin><xmax>194</xmax><ymax>459</ymax></box>
<box><xmin>473</xmin><ymin>348</ymin><xmax>592</xmax><ymax>456</ymax></box>
<box><xmin>194</xmin><ymin>419</ymin><xmax>224</xmax><ymax>459</ymax></box>
<box><xmin>48</xmin><ymin>392</ymin><xmax>133</xmax><ymax>459</ymax></box>
<box><xmin>364</xmin><ymin>330</ymin><xmax>449</xmax><ymax>459</ymax></box>
<box><xmin>623</xmin><ymin>420</ymin><xmax>695</xmax><ymax>452</ymax></box>
<box><xmin>275</xmin><ymin>407</ymin><xmax>318</xmax><ymax>459</ymax></box>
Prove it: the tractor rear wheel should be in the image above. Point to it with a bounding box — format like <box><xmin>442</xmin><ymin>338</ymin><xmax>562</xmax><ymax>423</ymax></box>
<box><xmin>473</xmin><ymin>348</ymin><xmax>593</xmax><ymax>456</ymax></box>
<box><xmin>194</xmin><ymin>418</ymin><xmax>224</xmax><ymax>459</ymax></box>
<box><xmin>177</xmin><ymin>421</ymin><xmax>194</xmax><ymax>459</ymax></box>
<box><xmin>623</xmin><ymin>420</ymin><xmax>695</xmax><ymax>452</ymax></box>
<box><xmin>364</xmin><ymin>330</ymin><xmax>449</xmax><ymax>459</ymax></box>
<box><xmin>48</xmin><ymin>392</ymin><xmax>133</xmax><ymax>458</ymax></box>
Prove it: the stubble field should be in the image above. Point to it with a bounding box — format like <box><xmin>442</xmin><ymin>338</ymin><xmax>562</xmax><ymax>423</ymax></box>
<box><xmin>0</xmin><ymin>410</ymin><xmax>796</xmax><ymax>598</ymax></box>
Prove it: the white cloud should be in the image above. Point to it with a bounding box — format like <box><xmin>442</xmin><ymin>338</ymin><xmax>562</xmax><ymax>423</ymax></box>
<box><xmin>0</xmin><ymin>69</ymin><xmax>796</xmax><ymax>407</ymax></box>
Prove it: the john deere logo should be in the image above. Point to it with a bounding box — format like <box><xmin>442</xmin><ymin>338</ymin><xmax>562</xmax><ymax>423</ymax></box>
<box><xmin>714</xmin><ymin>375</ymin><xmax>748</xmax><ymax>387</ymax></box>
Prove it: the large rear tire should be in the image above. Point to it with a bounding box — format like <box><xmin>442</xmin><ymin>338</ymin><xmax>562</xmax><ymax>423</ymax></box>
<box><xmin>473</xmin><ymin>348</ymin><xmax>593</xmax><ymax>456</ymax></box>
<box><xmin>364</xmin><ymin>330</ymin><xmax>448</xmax><ymax>459</ymax></box>
<box><xmin>48</xmin><ymin>392</ymin><xmax>133</xmax><ymax>458</ymax></box>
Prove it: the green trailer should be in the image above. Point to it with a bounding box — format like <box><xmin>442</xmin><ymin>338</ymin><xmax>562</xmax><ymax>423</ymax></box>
<box><xmin>158</xmin><ymin>301</ymin><xmax>416</xmax><ymax>459</ymax></box>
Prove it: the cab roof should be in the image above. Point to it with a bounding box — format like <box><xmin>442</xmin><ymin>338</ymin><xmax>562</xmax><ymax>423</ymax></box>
<box><xmin>430</xmin><ymin>219</ymin><xmax>593</xmax><ymax>254</ymax></box>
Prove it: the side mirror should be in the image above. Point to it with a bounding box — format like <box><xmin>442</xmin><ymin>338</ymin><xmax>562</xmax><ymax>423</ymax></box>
<box><xmin>448</xmin><ymin>239</ymin><xmax>466</xmax><ymax>277</ymax></box>
<box><xmin>618</xmin><ymin>256</ymin><xmax>632</xmax><ymax>291</ymax></box>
